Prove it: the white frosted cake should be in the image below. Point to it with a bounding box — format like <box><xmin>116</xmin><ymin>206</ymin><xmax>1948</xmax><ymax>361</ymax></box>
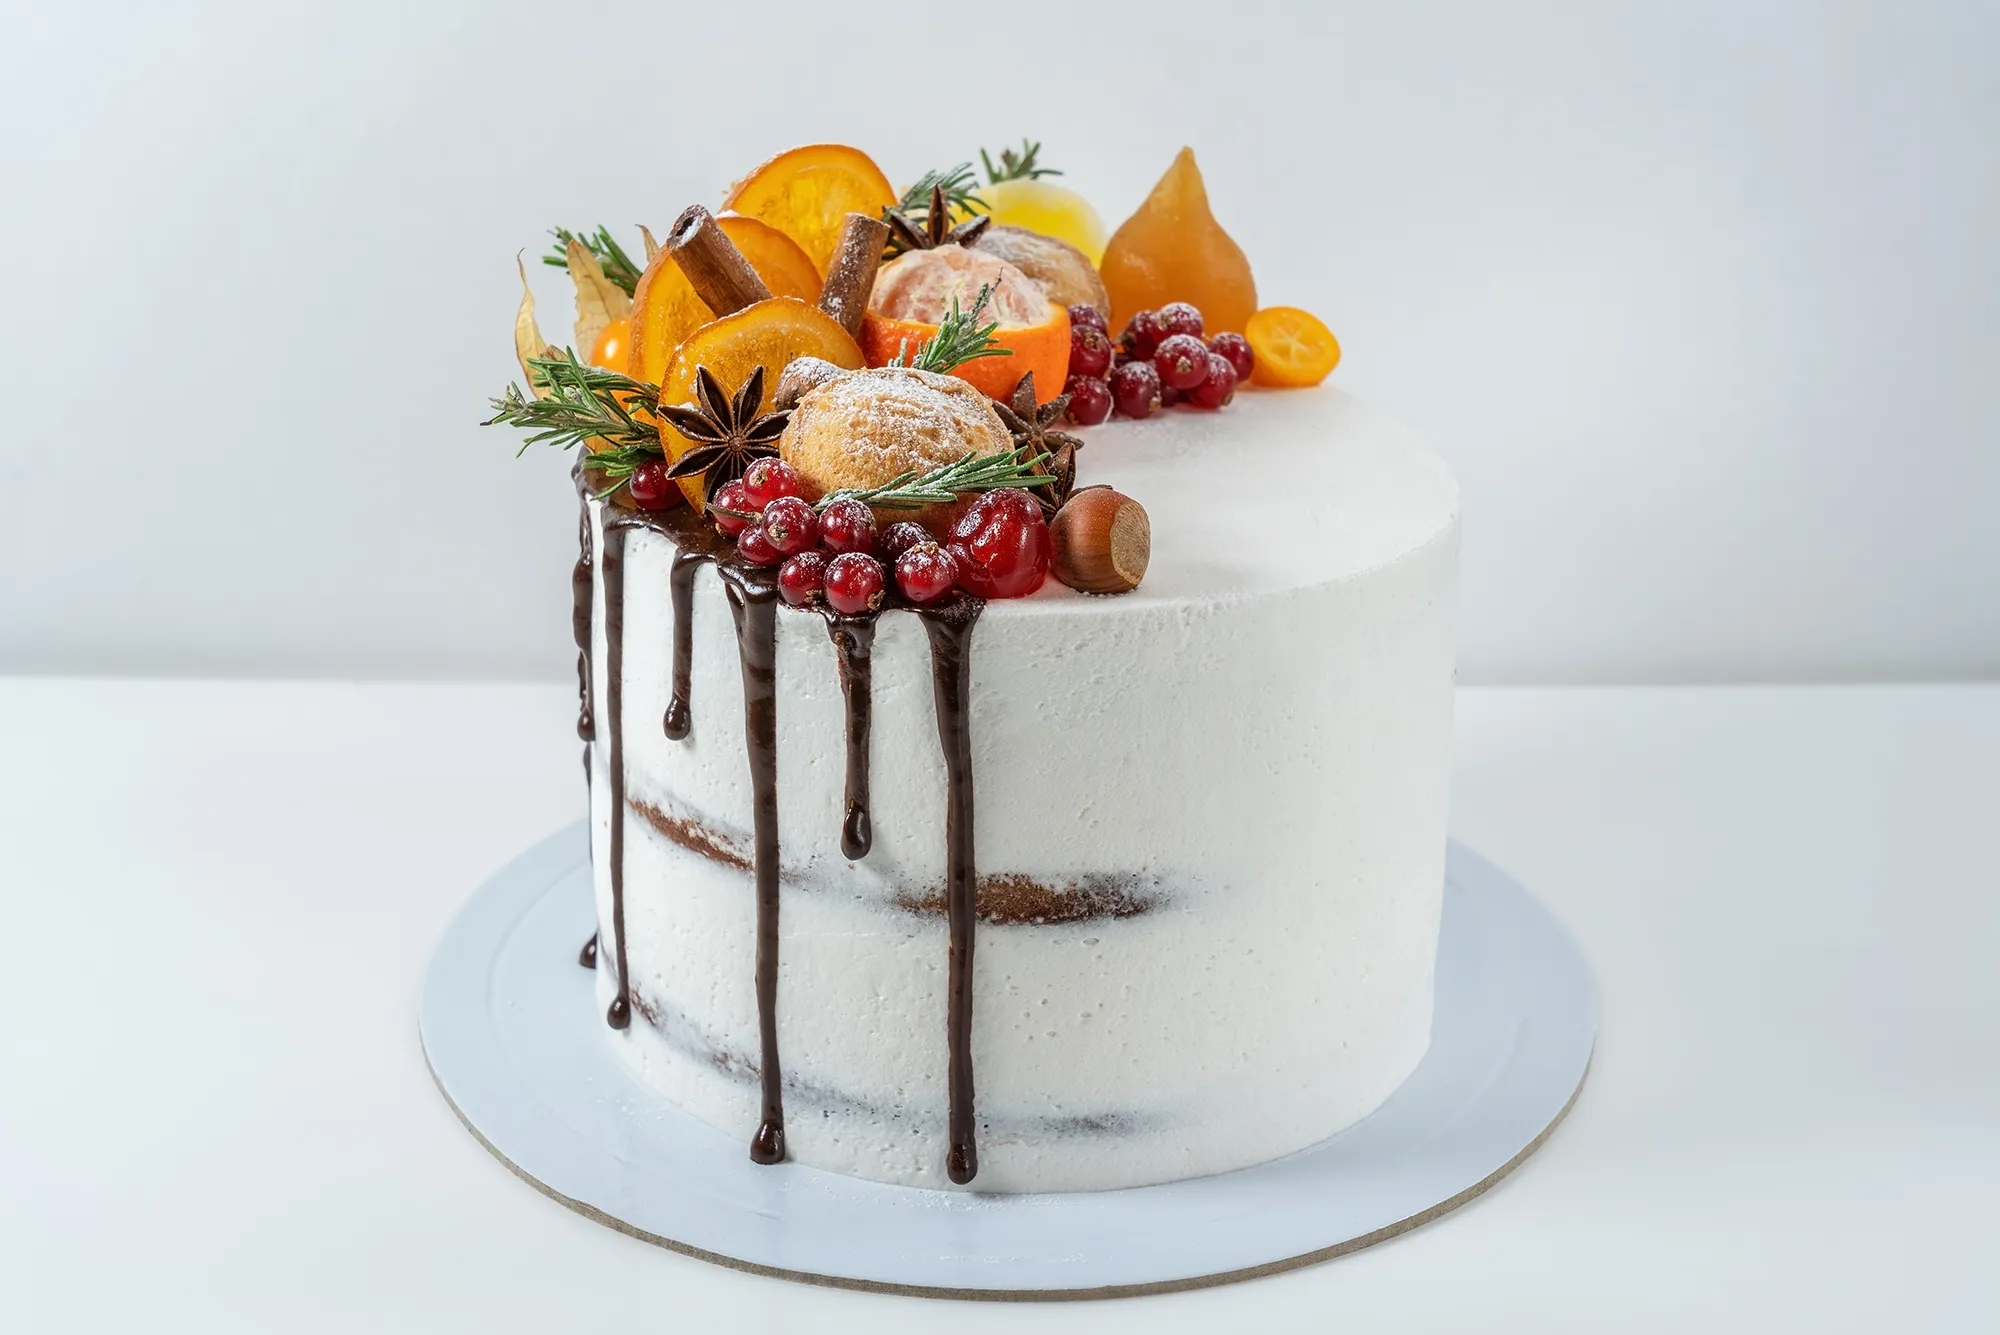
<box><xmin>492</xmin><ymin>140</ymin><xmax>1459</xmax><ymax>1193</ymax></box>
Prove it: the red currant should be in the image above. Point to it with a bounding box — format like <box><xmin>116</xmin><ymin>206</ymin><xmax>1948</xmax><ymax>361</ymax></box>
<box><xmin>710</xmin><ymin>479</ymin><xmax>754</xmax><ymax>536</ymax></box>
<box><xmin>880</xmin><ymin>521</ymin><xmax>930</xmax><ymax>560</ymax></box>
<box><xmin>737</xmin><ymin>522</ymin><xmax>781</xmax><ymax>566</ymax></box>
<box><xmin>741</xmin><ymin>458</ymin><xmax>802</xmax><ymax>510</ymax></box>
<box><xmin>818</xmin><ymin>498</ymin><xmax>878</xmax><ymax>554</ymax></box>
<box><xmin>894</xmin><ymin>541</ymin><xmax>959</xmax><ymax>605</ymax></box>
<box><xmin>1185</xmin><ymin>352</ymin><xmax>1238</xmax><ymax>409</ymax></box>
<box><xmin>1153</xmin><ymin>333</ymin><xmax>1210</xmax><ymax>391</ymax></box>
<box><xmin>1107</xmin><ymin>361</ymin><xmax>1161</xmax><ymax>419</ymax></box>
<box><xmin>778</xmin><ymin>550</ymin><xmax>828</xmax><ymax>606</ymax></box>
<box><xmin>627</xmin><ymin>459</ymin><xmax>674</xmax><ymax>511</ymax></box>
<box><xmin>1068</xmin><ymin>325</ymin><xmax>1113</xmax><ymax>380</ymax></box>
<box><xmin>1160</xmin><ymin>382</ymin><xmax>1186</xmax><ymax>409</ymax></box>
<box><xmin>1208</xmin><ymin>331</ymin><xmax>1255</xmax><ymax>383</ymax></box>
<box><xmin>947</xmin><ymin>488</ymin><xmax>1049</xmax><ymax>599</ymax></box>
<box><xmin>1118</xmin><ymin>309</ymin><xmax>1168</xmax><ymax>359</ymax></box>
<box><xmin>1067</xmin><ymin>304</ymin><xmax>1108</xmax><ymax>335</ymax></box>
<box><xmin>1158</xmin><ymin>301</ymin><xmax>1204</xmax><ymax>339</ymax></box>
<box><xmin>1064</xmin><ymin>374</ymin><xmax>1113</xmax><ymax>426</ymax></box>
<box><xmin>824</xmin><ymin>552</ymin><xmax>887</xmax><ymax>615</ymax></box>
<box><xmin>760</xmin><ymin>495</ymin><xmax>819</xmax><ymax>556</ymax></box>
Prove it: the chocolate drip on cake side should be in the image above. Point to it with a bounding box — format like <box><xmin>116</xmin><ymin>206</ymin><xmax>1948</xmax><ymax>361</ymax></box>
<box><xmin>921</xmin><ymin>600</ymin><xmax>985</xmax><ymax>1185</ymax></box>
<box><xmin>827</xmin><ymin>620</ymin><xmax>875</xmax><ymax>860</ymax></box>
<box><xmin>573</xmin><ymin>485</ymin><xmax>598</xmax><ymax>970</ymax></box>
<box><xmin>663</xmin><ymin>550</ymin><xmax>706</xmax><ymax>740</ymax></box>
<box><xmin>599</xmin><ymin>521</ymin><xmax>634</xmax><ymax>1031</ymax></box>
<box><xmin>719</xmin><ymin>565</ymin><xmax>788</xmax><ymax>1165</ymax></box>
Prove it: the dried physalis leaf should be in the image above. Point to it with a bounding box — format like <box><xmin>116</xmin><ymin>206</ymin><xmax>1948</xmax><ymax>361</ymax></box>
<box><xmin>514</xmin><ymin>255</ymin><xmax>556</xmax><ymax>398</ymax></box>
<box><xmin>639</xmin><ymin>224</ymin><xmax>661</xmax><ymax>262</ymax></box>
<box><xmin>566</xmin><ymin>236</ymin><xmax>632</xmax><ymax>359</ymax></box>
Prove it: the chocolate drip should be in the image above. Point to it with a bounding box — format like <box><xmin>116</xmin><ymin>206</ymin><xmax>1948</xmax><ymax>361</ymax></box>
<box><xmin>578</xmin><ymin>933</ymin><xmax>598</xmax><ymax>968</ymax></box>
<box><xmin>828</xmin><ymin>620</ymin><xmax>876</xmax><ymax>860</ymax></box>
<box><xmin>720</xmin><ymin>568</ymin><xmax>787</xmax><ymax>1165</ymax></box>
<box><xmin>601</xmin><ymin>525</ymin><xmax>633</xmax><ymax>1030</ymax></box>
<box><xmin>572</xmin><ymin>496</ymin><xmax>595</xmax><ymax>741</ymax></box>
<box><xmin>921</xmin><ymin>602</ymin><xmax>984</xmax><ymax>1185</ymax></box>
<box><xmin>663</xmin><ymin>550</ymin><xmax>705</xmax><ymax>740</ymax></box>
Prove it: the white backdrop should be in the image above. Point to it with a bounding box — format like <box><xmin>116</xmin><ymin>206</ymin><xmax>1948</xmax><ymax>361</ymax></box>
<box><xmin>2</xmin><ymin>0</ymin><xmax>1993</xmax><ymax>683</ymax></box>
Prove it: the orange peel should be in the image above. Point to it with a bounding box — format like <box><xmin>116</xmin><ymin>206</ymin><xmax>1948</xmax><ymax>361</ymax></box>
<box><xmin>624</xmin><ymin>215</ymin><xmax>821</xmax><ymax>388</ymax></box>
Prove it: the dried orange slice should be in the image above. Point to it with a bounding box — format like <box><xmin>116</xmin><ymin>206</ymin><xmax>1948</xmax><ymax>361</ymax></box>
<box><xmin>658</xmin><ymin>298</ymin><xmax>865</xmax><ymax>509</ymax></box>
<box><xmin>624</xmin><ymin>215</ymin><xmax>822</xmax><ymax>388</ymax></box>
<box><xmin>722</xmin><ymin>144</ymin><xmax>897</xmax><ymax>276</ymax></box>
<box><xmin>1245</xmin><ymin>306</ymin><xmax>1341</xmax><ymax>387</ymax></box>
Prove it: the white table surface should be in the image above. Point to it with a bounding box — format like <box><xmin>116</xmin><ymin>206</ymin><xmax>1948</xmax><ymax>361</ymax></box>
<box><xmin>2</xmin><ymin>680</ymin><xmax>1995</xmax><ymax>1332</ymax></box>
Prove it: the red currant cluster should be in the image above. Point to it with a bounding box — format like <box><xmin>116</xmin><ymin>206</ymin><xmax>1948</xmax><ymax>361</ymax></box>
<box><xmin>1062</xmin><ymin>302</ymin><xmax>1252</xmax><ymax>424</ymax></box>
<box><xmin>715</xmin><ymin>459</ymin><xmax>1052</xmax><ymax>611</ymax></box>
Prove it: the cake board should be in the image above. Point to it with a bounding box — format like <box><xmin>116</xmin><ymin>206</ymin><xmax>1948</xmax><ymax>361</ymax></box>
<box><xmin>420</xmin><ymin>824</ymin><xmax>1594</xmax><ymax>1300</ymax></box>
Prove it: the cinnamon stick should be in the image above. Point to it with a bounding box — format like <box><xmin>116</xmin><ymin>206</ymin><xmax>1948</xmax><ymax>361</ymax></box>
<box><xmin>665</xmin><ymin>205</ymin><xmax>771</xmax><ymax>317</ymax></box>
<box><xmin>818</xmin><ymin>212</ymin><xmax>890</xmax><ymax>339</ymax></box>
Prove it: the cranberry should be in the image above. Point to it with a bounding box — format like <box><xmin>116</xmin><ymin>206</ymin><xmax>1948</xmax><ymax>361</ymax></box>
<box><xmin>818</xmin><ymin>498</ymin><xmax>878</xmax><ymax>554</ymax></box>
<box><xmin>1153</xmin><ymin>333</ymin><xmax>1210</xmax><ymax>391</ymax></box>
<box><xmin>1118</xmin><ymin>309</ymin><xmax>1168</xmax><ymax>359</ymax></box>
<box><xmin>1158</xmin><ymin>301</ymin><xmax>1204</xmax><ymax>339</ymax></box>
<box><xmin>1067</xmin><ymin>304</ymin><xmax>1108</xmax><ymax>335</ymax></box>
<box><xmin>1107</xmin><ymin>360</ymin><xmax>1161</xmax><ymax>418</ymax></box>
<box><xmin>709</xmin><ymin>479</ymin><xmax>754</xmax><ymax>536</ymax></box>
<box><xmin>740</xmin><ymin>458</ymin><xmax>802</xmax><ymax>511</ymax></box>
<box><xmin>1185</xmin><ymin>352</ymin><xmax>1238</xmax><ymax>409</ymax></box>
<box><xmin>1064</xmin><ymin>374</ymin><xmax>1113</xmax><ymax>426</ymax></box>
<box><xmin>760</xmin><ymin>495</ymin><xmax>819</xmax><ymax>556</ymax></box>
<box><xmin>737</xmin><ymin>523</ymin><xmax>782</xmax><ymax>566</ymax></box>
<box><xmin>627</xmin><ymin>459</ymin><xmax>674</xmax><ymax>511</ymax></box>
<box><xmin>880</xmin><ymin>521</ymin><xmax>930</xmax><ymax>560</ymax></box>
<box><xmin>894</xmin><ymin>541</ymin><xmax>959</xmax><ymax>605</ymax></box>
<box><xmin>824</xmin><ymin>552</ymin><xmax>886</xmax><ymax>615</ymax></box>
<box><xmin>947</xmin><ymin>488</ymin><xmax>1049</xmax><ymax>599</ymax></box>
<box><xmin>1160</xmin><ymin>382</ymin><xmax>1186</xmax><ymax>408</ymax></box>
<box><xmin>1068</xmin><ymin>325</ymin><xmax>1114</xmax><ymax>379</ymax></box>
<box><xmin>778</xmin><ymin>550</ymin><xmax>828</xmax><ymax>606</ymax></box>
<box><xmin>1208</xmin><ymin>331</ymin><xmax>1255</xmax><ymax>383</ymax></box>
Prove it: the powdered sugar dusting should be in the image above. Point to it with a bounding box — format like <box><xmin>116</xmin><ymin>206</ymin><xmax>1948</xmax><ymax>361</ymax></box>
<box><xmin>781</xmin><ymin>367</ymin><xmax>1012</xmax><ymax>496</ymax></box>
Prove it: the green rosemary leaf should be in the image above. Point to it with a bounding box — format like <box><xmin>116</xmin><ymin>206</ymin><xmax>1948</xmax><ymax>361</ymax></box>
<box><xmin>892</xmin><ymin>284</ymin><xmax>1012</xmax><ymax>375</ymax></box>
<box><xmin>484</xmin><ymin>349</ymin><xmax>663</xmax><ymax>457</ymax></box>
<box><xmin>541</xmin><ymin>226</ymin><xmax>644</xmax><ymax>296</ymax></box>
<box><xmin>980</xmin><ymin>140</ymin><xmax>1061</xmax><ymax>184</ymax></box>
<box><xmin>882</xmin><ymin>164</ymin><xmax>987</xmax><ymax>255</ymax></box>
<box><xmin>817</xmin><ymin>449</ymin><xmax>1053</xmax><ymax>512</ymax></box>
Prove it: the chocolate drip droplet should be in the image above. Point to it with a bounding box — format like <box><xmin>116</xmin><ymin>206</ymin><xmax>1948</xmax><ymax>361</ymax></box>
<box><xmin>602</xmin><ymin>524</ymin><xmax>634</xmax><ymax>1031</ymax></box>
<box><xmin>664</xmin><ymin>550</ymin><xmax>704</xmax><ymax>740</ymax></box>
<box><xmin>922</xmin><ymin>600</ymin><xmax>984</xmax><ymax>1185</ymax></box>
<box><xmin>578</xmin><ymin>933</ymin><xmax>598</xmax><ymax>969</ymax></box>
<box><xmin>722</xmin><ymin>569</ymin><xmax>787</xmax><ymax>1165</ymax></box>
<box><xmin>572</xmin><ymin>494</ymin><xmax>595</xmax><ymax>742</ymax></box>
<box><xmin>828</xmin><ymin>619</ymin><xmax>876</xmax><ymax>860</ymax></box>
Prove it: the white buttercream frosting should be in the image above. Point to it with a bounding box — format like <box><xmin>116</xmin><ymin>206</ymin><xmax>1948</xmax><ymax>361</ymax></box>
<box><xmin>585</xmin><ymin>386</ymin><xmax>1460</xmax><ymax>1192</ymax></box>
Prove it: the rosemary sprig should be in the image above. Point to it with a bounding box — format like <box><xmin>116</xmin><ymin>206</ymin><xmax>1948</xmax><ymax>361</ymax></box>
<box><xmin>883</xmin><ymin>163</ymin><xmax>986</xmax><ymax>254</ymax></box>
<box><xmin>542</xmin><ymin>226</ymin><xmax>644</xmax><ymax>296</ymax></box>
<box><xmin>889</xmin><ymin>283</ymin><xmax>1013</xmax><ymax>375</ymax></box>
<box><xmin>981</xmin><ymin>140</ymin><xmax>1061</xmax><ymax>184</ymax></box>
<box><xmin>818</xmin><ymin>449</ymin><xmax>1054</xmax><ymax>511</ymax></box>
<box><xmin>484</xmin><ymin>350</ymin><xmax>662</xmax><ymax>457</ymax></box>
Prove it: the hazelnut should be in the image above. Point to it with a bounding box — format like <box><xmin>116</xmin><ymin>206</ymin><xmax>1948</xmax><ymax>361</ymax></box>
<box><xmin>1050</xmin><ymin>488</ymin><xmax>1150</xmax><ymax>595</ymax></box>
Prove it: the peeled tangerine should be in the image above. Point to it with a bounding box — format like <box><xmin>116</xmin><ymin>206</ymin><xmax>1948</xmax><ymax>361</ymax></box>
<box><xmin>624</xmin><ymin>215</ymin><xmax>822</xmax><ymax>388</ymax></box>
<box><xmin>658</xmin><ymin>298</ymin><xmax>865</xmax><ymax>509</ymax></box>
<box><xmin>860</xmin><ymin>246</ymin><xmax>1071</xmax><ymax>405</ymax></box>
<box><xmin>1099</xmin><ymin>147</ymin><xmax>1257</xmax><ymax>335</ymax></box>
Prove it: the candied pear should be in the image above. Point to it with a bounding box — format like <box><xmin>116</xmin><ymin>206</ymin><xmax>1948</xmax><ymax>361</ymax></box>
<box><xmin>1099</xmin><ymin>147</ymin><xmax>1257</xmax><ymax>335</ymax></box>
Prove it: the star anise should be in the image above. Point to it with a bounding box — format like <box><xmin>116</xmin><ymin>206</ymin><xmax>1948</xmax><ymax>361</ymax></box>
<box><xmin>660</xmin><ymin>365</ymin><xmax>789</xmax><ymax>499</ymax></box>
<box><xmin>992</xmin><ymin>372</ymin><xmax>1083</xmax><ymax>519</ymax></box>
<box><xmin>885</xmin><ymin>183</ymin><xmax>992</xmax><ymax>254</ymax></box>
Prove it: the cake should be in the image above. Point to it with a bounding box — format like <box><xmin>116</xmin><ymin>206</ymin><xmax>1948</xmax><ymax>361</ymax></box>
<box><xmin>491</xmin><ymin>141</ymin><xmax>1458</xmax><ymax>1193</ymax></box>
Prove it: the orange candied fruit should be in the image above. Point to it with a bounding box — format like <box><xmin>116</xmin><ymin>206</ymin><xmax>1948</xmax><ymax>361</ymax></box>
<box><xmin>1098</xmin><ymin>147</ymin><xmax>1257</xmax><ymax>334</ymax></box>
<box><xmin>1244</xmin><ymin>306</ymin><xmax>1340</xmax><ymax>387</ymax></box>
<box><xmin>588</xmin><ymin>316</ymin><xmax>630</xmax><ymax>370</ymax></box>
<box><xmin>722</xmin><ymin>144</ymin><xmax>898</xmax><ymax>276</ymax></box>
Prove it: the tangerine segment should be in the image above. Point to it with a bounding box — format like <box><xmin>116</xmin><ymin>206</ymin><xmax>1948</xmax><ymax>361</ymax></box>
<box><xmin>1245</xmin><ymin>306</ymin><xmax>1341</xmax><ymax>387</ymax></box>
<box><xmin>859</xmin><ymin>308</ymin><xmax>1071</xmax><ymax>407</ymax></box>
<box><xmin>658</xmin><ymin>298</ymin><xmax>865</xmax><ymax>509</ymax></box>
<box><xmin>624</xmin><ymin>215</ymin><xmax>822</xmax><ymax>389</ymax></box>
<box><xmin>1099</xmin><ymin>147</ymin><xmax>1257</xmax><ymax>334</ymax></box>
<box><xmin>723</xmin><ymin>144</ymin><xmax>897</xmax><ymax>276</ymax></box>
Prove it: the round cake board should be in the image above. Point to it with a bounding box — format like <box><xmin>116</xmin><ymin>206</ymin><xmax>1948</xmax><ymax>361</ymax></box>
<box><xmin>420</xmin><ymin>825</ymin><xmax>1594</xmax><ymax>1300</ymax></box>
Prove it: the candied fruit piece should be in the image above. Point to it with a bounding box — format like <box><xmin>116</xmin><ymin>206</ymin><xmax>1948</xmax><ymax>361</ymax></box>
<box><xmin>1099</xmin><ymin>148</ymin><xmax>1257</xmax><ymax>335</ymax></box>
<box><xmin>1244</xmin><ymin>306</ymin><xmax>1341</xmax><ymax>387</ymax></box>
<box><xmin>723</xmin><ymin>143</ymin><xmax>897</xmax><ymax>275</ymax></box>
<box><xmin>625</xmin><ymin>215</ymin><xmax>821</xmax><ymax>387</ymax></box>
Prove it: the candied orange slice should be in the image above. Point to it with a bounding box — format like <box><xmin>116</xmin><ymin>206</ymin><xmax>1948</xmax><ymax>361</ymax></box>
<box><xmin>624</xmin><ymin>215</ymin><xmax>821</xmax><ymax>388</ymax></box>
<box><xmin>657</xmin><ymin>298</ymin><xmax>865</xmax><ymax>509</ymax></box>
<box><xmin>1245</xmin><ymin>306</ymin><xmax>1341</xmax><ymax>387</ymax></box>
<box><xmin>723</xmin><ymin>144</ymin><xmax>897</xmax><ymax>276</ymax></box>
<box><xmin>1099</xmin><ymin>147</ymin><xmax>1258</xmax><ymax>334</ymax></box>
